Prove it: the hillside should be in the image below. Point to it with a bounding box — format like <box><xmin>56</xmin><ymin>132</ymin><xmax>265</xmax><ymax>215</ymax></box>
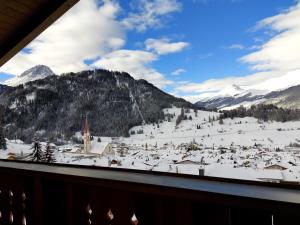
<box><xmin>0</xmin><ymin>84</ymin><xmax>10</xmax><ymax>95</ymax></box>
<box><xmin>0</xmin><ymin>68</ymin><xmax>194</xmax><ymax>143</ymax></box>
<box><xmin>264</xmin><ymin>85</ymin><xmax>300</xmax><ymax>109</ymax></box>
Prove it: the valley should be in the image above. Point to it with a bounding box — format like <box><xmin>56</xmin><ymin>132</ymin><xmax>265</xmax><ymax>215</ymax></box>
<box><xmin>1</xmin><ymin>65</ymin><xmax>300</xmax><ymax>183</ymax></box>
<box><xmin>2</xmin><ymin>107</ymin><xmax>300</xmax><ymax>183</ymax></box>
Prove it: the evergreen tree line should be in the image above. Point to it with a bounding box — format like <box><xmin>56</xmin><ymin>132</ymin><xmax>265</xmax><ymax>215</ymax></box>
<box><xmin>0</xmin><ymin>105</ymin><xmax>7</xmax><ymax>150</ymax></box>
<box><xmin>219</xmin><ymin>104</ymin><xmax>300</xmax><ymax>122</ymax></box>
<box><xmin>175</xmin><ymin>107</ymin><xmax>194</xmax><ymax>127</ymax></box>
<box><xmin>30</xmin><ymin>137</ymin><xmax>56</xmax><ymax>163</ymax></box>
<box><xmin>176</xmin><ymin>108</ymin><xmax>185</xmax><ymax>126</ymax></box>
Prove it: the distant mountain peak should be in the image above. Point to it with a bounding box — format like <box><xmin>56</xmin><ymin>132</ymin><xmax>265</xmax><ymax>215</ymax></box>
<box><xmin>19</xmin><ymin>65</ymin><xmax>54</xmax><ymax>77</ymax></box>
<box><xmin>4</xmin><ymin>65</ymin><xmax>55</xmax><ymax>87</ymax></box>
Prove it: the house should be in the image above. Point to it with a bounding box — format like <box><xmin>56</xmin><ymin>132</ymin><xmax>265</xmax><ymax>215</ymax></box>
<box><xmin>257</xmin><ymin>170</ymin><xmax>283</xmax><ymax>183</ymax></box>
<box><xmin>108</xmin><ymin>158</ymin><xmax>121</xmax><ymax>167</ymax></box>
<box><xmin>6</xmin><ymin>152</ymin><xmax>16</xmax><ymax>160</ymax></box>
<box><xmin>175</xmin><ymin>160</ymin><xmax>200</xmax><ymax>165</ymax></box>
<box><xmin>264</xmin><ymin>164</ymin><xmax>288</xmax><ymax>171</ymax></box>
<box><xmin>91</xmin><ymin>142</ymin><xmax>115</xmax><ymax>157</ymax></box>
<box><xmin>102</xmin><ymin>143</ymin><xmax>115</xmax><ymax>157</ymax></box>
<box><xmin>150</xmin><ymin>154</ymin><xmax>160</xmax><ymax>160</ymax></box>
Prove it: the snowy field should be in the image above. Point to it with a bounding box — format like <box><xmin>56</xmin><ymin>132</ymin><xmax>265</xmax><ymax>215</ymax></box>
<box><xmin>1</xmin><ymin>107</ymin><xmax>300</xmax><ymax>183</ymax></box>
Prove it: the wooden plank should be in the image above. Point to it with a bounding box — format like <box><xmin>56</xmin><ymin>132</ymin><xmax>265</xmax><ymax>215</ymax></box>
<box><xmin>133</xmin><ymin>193</ymin><xmax>157</xmax><ymax>225</ymax></box>
<box><xmin>41</xmin><ymin>179</ymin><xmax>69</xmax><ymax>225</ymax></box>
<box><xmin>0</xmin><ymin>7</ymin><xmax>30</xmax><ymax>20</ymax></box>
<box><xmin>0</xmin><ymin>7</ymin><xmax>27</xmax><ymax>21</ymax></box>
<box><xmin>0</xmin><ymin>25</ymin><xmax>14</xmax><ymax>33</ymax></box>
<box><xmin>33</xmin><ymin>177</ymin><xmax>43</xmax><ymax>225</ymax></box>
<box><xmin>0</xmin><ymin>17</ymin><xmax>20</xmax><ymax>27</ymax></box>
<box><xmin>230</xmin><ymin>207</ymin><xmax>271</xmax><ymax>225</ymax></box>
<box><xmin>3</xmin><ymin>1</ymin><xmax>34</xmax><ymax>15</ymax></box>
<box><xmin>66</xmin><ymin>183</ymin><xmax>74</xmax><ymax>225</ymax></box>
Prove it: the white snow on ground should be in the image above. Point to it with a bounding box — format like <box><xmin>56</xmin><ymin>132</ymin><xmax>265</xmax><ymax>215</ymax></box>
<box><xmin>1</xmin><ymin>107</ymin><xmax>300</xmax><ymax>183</ymax></box>
<box><xmin>26</xmin><ymin>92</ymin><xmax>36</xmax><ymax>101</ymax></box>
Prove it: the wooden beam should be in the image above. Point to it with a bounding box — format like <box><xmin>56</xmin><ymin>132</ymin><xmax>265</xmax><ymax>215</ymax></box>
<box><xmin>0</xmin><ymin>0</ymin><xmax>79</xmax><ymax>67</ymax></box>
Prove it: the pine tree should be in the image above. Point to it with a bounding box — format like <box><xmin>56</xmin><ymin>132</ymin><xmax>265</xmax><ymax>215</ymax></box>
<box><xmin>44</xmin><ymin>142</ymin><xmax>55</xmax><ymax>163</ymax></box>
<box><xmin>0</xmin><ymin>106</ymin><xmax>7</xmax><ymax>150</ymax></box>
<box><xmin>0</xmin><ymin>127</ymin><xmax>6</xmax><ymax>150</ymax></box>
<box><xmin>219</xmin><ymin>118</ymin><xmax>224</xmax><ymax>125</ymax></box>
<box><xmin>30</xmin><ymin>136</ymin><xmax>43</xmax><ymax>162</ymax></box>
<box><xmin>194</xmin><ymin>109</ymin><xmax>198</xmax><ymax>117</ymax></box>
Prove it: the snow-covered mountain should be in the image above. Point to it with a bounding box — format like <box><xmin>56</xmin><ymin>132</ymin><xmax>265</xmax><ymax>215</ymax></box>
<box><xmin>195</xmin><ymin>70</ymin><xmax>300</xmax><ymax>110</ymax></box>
<box><xmin>4</xmin><ymin>65</ymin><xmax>55</xmax><ymax>87</ymax></box>
<box><xmin>195</xmin><ymin>84</ymin><xmax>267</xmax><ymax>110</ymax></box>
<box><xmin>198</xmin><ymin>84</ymin><xmax>266</xmax><ymax>102</ymax></box>
<box><xmin>0</xmin><ymin>68</ymin><xmax>193</xmax><ymax>143</ymax></box>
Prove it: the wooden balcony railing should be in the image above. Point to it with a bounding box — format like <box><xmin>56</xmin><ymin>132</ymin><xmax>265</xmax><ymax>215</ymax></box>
<box><xmin>0</xmin><ymin>159</ymin><xmax>300</xmax><ymax>225</ymax></box>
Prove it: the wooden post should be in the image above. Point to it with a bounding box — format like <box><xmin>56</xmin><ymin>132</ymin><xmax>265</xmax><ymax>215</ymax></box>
<box><xmin>33</xmin><ymin>177</ymin><xmax>43</xmax><ymax>225</ymax></box>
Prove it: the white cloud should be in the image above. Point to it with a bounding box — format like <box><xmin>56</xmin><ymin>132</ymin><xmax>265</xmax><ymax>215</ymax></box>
<box><xmin>145</xmin><ymin>38</ymin><xmax>189</xmax><ymax>55</ymax></box>
<box><xmin>175</xmin><ymin>1</ymin><xmax>300</xmax><ymax>102</ymax></box>
<box><xmin>172</xmin><ymin>69</ymin><xmax>300</xmax><ymax>103</ymax></box>
<box><xmin>172</xmin><ymin>68</ymin><xmax>186</xmax><ymax>76</ymax></box>
<box><xmin>224</xmin><ymin>44</ymin><xmax>245</xmax><ymax>50</ymax></box>
<box><xmin>1</xmin><ymin>0</ymin><xmax>187</xmax><ymax>91</ymax></box>
<box><xmin>173</xmin><ymin>71</ymin><xmax>278</xmax><ymax>94</ymax></box>
<box><xmin>241</xmin><ymin>1</ymin><xmax>300</xmax><ymax>71</ymax></box>
<box><xmin>0</xmin><ymin>0</ymin><xmax>125</xmax><ymax>75</ymax></box>
<box><xmin>92</xmin><ymin>50</ymin><xmax>172</xmax><ymax>88</ymax></box>
<box><xmin>122</xmin><ymin>0</ymin><xmax>182</xmax><ymax>32</ymax></box>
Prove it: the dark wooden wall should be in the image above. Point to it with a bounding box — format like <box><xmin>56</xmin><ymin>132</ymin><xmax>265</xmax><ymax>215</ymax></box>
<box><xmin>1</xmin><ymin>161</ymin><xmax>300</xmax><ymax>225</ymax></box>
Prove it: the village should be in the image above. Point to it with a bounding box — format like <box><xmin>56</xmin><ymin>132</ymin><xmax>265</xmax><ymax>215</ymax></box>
<box><xmin>1</xmin><ymin>107</ymin><xmax>300</xmax><ymax>184</ymax></box>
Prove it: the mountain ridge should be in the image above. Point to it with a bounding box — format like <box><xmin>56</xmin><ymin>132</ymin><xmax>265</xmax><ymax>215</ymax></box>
<box><xmin>0</xmin><ymin>68</ymin><xmax>194</xmax><ymax>143</ymax></box>
<box><xmin>195</xmin><ymin>84</ymin><xmax>300</xmax><ymax>110</ymax></box>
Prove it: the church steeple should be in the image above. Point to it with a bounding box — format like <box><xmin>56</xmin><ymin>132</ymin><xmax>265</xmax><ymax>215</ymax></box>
<box><xmin>84</xmin><ymin>116</ymin><xmax>89</xmax><ymax>134</ymax></box>
<box><xmin>83</xmin><ymin>115</ymin><xmax>91</xmax><ymax>154</ymax></box>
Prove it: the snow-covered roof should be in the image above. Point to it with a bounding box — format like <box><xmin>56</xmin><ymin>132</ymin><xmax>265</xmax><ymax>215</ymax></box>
<box><xmin>175</xmin><ymin>160</ymin><xmax>200</xmax><ymax>165</ymax></box>
<box><xmin>264</xmin><ymin>164</ymin><xmax>288</xmax><ymax>170</ymax></box>
<box><xmin>205</xmin><ymin>164</ymin><xmax>259</xmax><ymax>181</ymax></box>
<box><xmin>256</xmin><ymin>170</ymin><xmax>283</xmax><ymax>180</ymax></box>
<box><xmin>90</xmin><ymin>142</ymin><xmax>111</xmax><ymax>155</ymax></box>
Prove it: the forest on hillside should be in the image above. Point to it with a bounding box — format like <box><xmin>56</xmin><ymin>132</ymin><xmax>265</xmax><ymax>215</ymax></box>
<box><xmin>219</xmin><ymin>104</ymin><xmax>300</xmax><ymax>122</ymax></box>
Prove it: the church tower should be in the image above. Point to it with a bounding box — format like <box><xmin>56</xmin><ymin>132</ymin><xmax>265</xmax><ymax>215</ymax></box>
<box><xmin>83</xmin><ymin>116</ymin><xmax>91</xmax><ymax>154</ymax></box>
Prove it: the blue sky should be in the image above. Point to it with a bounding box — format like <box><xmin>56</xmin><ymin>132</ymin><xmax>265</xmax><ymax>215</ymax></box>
<box><xmin>1</xmin><ymin>0</ymin><xmax>300</xmax><ymax>102</ymax></box>
<box><xmin>122</xmin><ymin>0</ymin><xmax>295</xmax><ymax>83</ymax></box>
